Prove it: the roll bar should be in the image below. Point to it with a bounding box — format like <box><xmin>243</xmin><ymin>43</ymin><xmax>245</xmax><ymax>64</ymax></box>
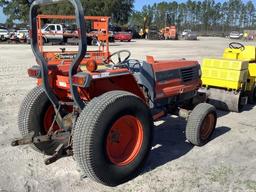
<box><xmin>30</xmin><ymin>0</ymin><xmax>87</xmax><ymax>109</ymax></box>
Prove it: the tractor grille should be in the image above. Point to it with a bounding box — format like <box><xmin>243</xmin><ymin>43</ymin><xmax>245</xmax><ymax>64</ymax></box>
<box><xmin>155</xmin><ymin>65</ymin><xmax>199</xmax><ymax>82</ymax></box>
<box><xmin>181</xmin><ymin>67</ymin><xmax>197</xmax><ymax>82</ymax></box>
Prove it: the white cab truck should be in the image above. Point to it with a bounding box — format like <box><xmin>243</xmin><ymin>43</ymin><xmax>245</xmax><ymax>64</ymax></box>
<box><xmin>41</xmin><ymin>24</ymin><xmax>65</xmax><ymax>43</ymax></box>
<box><xmin>41</xmin><ymin>23</ymin><xmax>98</xmax><ymax>45</ymax></box>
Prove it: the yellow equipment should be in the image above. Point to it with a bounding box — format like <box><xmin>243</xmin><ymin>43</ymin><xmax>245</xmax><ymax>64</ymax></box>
<box><xmin>200</xmin><ymin>42</ymin><xmax>256</xmax><ymax>112</ymax></box>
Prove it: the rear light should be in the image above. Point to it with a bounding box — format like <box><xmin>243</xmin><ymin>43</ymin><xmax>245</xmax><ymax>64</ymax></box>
<box><xmin>28</xmin><ymin>66</ymin><xmax>41</xmax><ymax>78</ymax></box>
<box><xmin>72</xmin><ymin>72</ymin><xmax>92</xmax><ymax>88</ymax></box>
<box><xmin>198</xmin><ymin>68</ymin><xmax>202</xmax><ymax>78</ymax></box>
<box><xmin>86</xmin><ymin>59</ymin><xmax>97</xmax><ymax>72</ymax></box>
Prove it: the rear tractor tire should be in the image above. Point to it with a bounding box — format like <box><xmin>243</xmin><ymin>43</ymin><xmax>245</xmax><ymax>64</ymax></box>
<box><xmin>73</xmin><ymin>91</ymin><xmax>153</xmax><ymax>186</ymax></box>
<box><xmin>186</xmin><ymin>103</ymin><xmax>217</xmax><ymax>146</ymax></box>
<box><xmin>18</xmin><ymin>86</ymin><xmax>61</xmax><ymax>155</ymax></box>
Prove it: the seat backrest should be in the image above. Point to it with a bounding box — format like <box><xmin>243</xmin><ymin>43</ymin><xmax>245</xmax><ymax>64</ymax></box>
<box><xmin>222</xmin><ymin>46</ymin><xmax>256</xmax><ymax>62</ymax></box>
<box><xmin>238</xmin><ymin>46</ymin><xmax>256</xmax><ymax>62</ymax></box>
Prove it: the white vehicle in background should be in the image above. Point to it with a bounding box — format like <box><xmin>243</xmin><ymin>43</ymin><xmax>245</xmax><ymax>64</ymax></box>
<box><xmin>0</xmin><ymin>28</ymin><xmax>10</xmax><ymax>41</ymax></box>
<box><xmin>41</xmin><ymin>23</ymin><xmax>79</xmax><ymax>44</ymax></box>
<box><xmin>182</xmin><ymin>29</ymin><xmax>191</xmax><ymax>38</ymax></box>
<box><xmin>17</xmin><ymin>29</ymin><xmax>29</xmax><ymax>42</ymax></box>
<box><xmin>184</xmin><ymin>31</ymin><xmax>198</xmax><ymax>40</ymax></box>
<box><xmin>41</xmin><ymin>24</ymin><xmax>64</xmax><ymax>43</ymax></box>
<box><xmin>229</xmin><ymin>31</ymin><xmax>243</xmax><ymax>39</ymax></box>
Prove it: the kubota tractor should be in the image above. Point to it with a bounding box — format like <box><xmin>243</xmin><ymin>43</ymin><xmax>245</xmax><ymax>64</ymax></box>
<box><xmin>12</xmin><ymin>0</ymin><xmax>217</xmax><ymax>186</ymax></box>
<box><xmin>200</xmin><ymin>42</ymin><xmax>256</xmax><ymax>112</ymax></box>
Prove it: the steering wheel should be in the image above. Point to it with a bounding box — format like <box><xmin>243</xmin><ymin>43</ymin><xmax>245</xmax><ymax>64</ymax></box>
<box><xmin>229</xmin><ymin>42</ymin><xmax>245</xmax><ymax>51</ymax></box>
<box><xmin>104</xmin><ymin>50</ymin><xmax>131</xmax><ymax>66</ymax></box>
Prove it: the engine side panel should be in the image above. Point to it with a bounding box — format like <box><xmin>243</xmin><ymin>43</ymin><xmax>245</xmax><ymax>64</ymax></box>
<box><xmin>152</xmin><ymin>61</ymin><xmax>201</xmax><ymax>100</ymax></box>
<box><xmin>133</xmin><ymin>58</ymin><xmax>201</xmax><ymax>108</ymax></box>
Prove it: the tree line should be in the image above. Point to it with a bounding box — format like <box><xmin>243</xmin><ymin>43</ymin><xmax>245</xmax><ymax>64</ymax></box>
<box><xmin>0</xmin><ymin>0</ymin><xmax>256</xmax><ymax>35</ymax></box>
<box><xmin>0</xmin><ymin>0</ymin><xmax>134</xmax><ymax>26</ymax></box>
<box><xmin>129</xmin><ymin>0</ymin><xmax>256</xmax><ymax>35</ymax></box>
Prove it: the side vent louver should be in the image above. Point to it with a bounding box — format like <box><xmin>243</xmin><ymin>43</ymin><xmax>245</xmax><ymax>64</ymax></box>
<box><xmin>181</xmin><ymin>67</ymin><xmax>196</xmax><ymax>82</ymax></box>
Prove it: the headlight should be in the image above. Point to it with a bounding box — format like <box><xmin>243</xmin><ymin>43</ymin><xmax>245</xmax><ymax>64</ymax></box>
<box><xmin>198</xmin><ymin>68</ymin><xmax>202</xmax><ymax>78</ymax></box>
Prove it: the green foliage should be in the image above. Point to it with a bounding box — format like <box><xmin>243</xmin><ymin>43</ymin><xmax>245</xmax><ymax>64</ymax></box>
<box><xmin>0</xmin><ymin>0</ymin><xmax>134</xmax><ymax>25</ymax></box>
<box><xmin>1</xmin><ymin>0</ymin><xmax>256</xmax><ymax>34</ymax></box>
<box><xmin>0</xmin><ymin>0</ymin><xmax>29</xmax><ymax>25</ymax></box>
<box><xmin>129</xmin><ymin>0</ymin><xmax>256</xmax><ymax>34</ymax></box>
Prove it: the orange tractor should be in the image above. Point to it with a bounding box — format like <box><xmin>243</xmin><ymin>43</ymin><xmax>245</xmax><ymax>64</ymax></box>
<box><xmin>161</xmin><ymin>25</ymin><xmax>178</xmax><ymax>40</ymax></box>
<box><xmin>12</xmin><ymin>0</ymin><xmax>217</xmax><ymax>186</ymax></box>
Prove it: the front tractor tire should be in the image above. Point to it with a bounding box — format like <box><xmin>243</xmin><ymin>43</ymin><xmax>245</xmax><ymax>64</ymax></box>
<box><xmin>18</xmin><ymin>86</ymin><xmax>60</xmax><ymax>155</ymax></box>
<box><xmin>186</xmin><ymin>103</ymin><xmax>217</xmax><ymax>146</ymax></box>
<box><xmin>73</xmin><ymin>91</ymin><xmax>153</xmax><ymax>186</ymax></box>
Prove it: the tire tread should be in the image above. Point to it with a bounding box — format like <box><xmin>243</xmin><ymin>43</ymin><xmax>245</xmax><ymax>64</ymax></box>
<box><xmin>73</xmin><ymin>91</ymin><xmax>152</xmax><ymax>186</ymax></box>
<box><xmin>186</xmin><ymin>103</ymin><xmax>217</xmax><ymax>146</ymax></box>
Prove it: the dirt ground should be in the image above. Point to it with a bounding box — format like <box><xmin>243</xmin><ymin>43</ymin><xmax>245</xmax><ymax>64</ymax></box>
<box><xmin>0</xmin><ymin>37</ymin><xmax>256</xmax><ymax>192</ymax></box>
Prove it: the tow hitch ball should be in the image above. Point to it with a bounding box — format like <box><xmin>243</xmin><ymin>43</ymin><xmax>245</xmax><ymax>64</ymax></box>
<box><xmin>11</xmin><ymin>132</ymin><xmax>72</xmax><ymax>165</ymax></box>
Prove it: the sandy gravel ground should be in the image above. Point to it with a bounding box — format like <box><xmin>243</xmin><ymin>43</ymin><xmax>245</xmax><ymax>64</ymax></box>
<box><xmin>0</xmin><ymin>37</ymin><xmax>256</xmax><ymax>192</ymax></box>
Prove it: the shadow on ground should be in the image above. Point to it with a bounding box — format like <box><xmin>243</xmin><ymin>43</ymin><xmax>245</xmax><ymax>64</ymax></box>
<box><xmin>144</xmin><ymin>115</ymin><xmax>231</xmax><ymax>172</ymax></box>
<box><xmin>216</xmin><ymin>103</ymin><xmax>255</xmax><ymax>118</ymax></box>
<box><xmin>242</xmin><ymin>104</ymin><xmax>255</xmax><ymax>112</ymax></box>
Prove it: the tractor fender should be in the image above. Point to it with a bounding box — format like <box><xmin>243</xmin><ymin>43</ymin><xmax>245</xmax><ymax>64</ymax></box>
<box><xmin>138</xmin><ymin>84</ymin><xmax>154</xmax><ymax>108</ymax></box>
<box><xmin>132</xmin><ymin>61</ymin><xmax>156</xmax><ymax>108</ymax></box>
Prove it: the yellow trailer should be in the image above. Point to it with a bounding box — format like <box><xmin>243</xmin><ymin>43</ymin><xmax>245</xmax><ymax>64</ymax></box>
<box><xmin>200</xmin><ymin>42</ymin><xmax>256</xmax><ymax>112</ymax></box>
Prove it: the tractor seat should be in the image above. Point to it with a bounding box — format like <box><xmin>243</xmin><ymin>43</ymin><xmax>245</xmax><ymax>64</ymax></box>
<box><xmin>223</xmin><ymin>46</ymin><xmax>256</xmax><ymax>62</ymax></box>
<box><xmin>223</xmin><ymin>48</ymin><xmax>241</xmax><ymax>60</ymax></box>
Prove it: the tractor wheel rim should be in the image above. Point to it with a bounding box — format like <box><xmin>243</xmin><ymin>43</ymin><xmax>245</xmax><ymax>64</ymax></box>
<box><xmin>43</xmin><ymin>105</ymin><xmax>59</xmax><ymax>134</ymax></box>
<box><xmin>200</xmin><ymin>113</ymin><xmax>215</xmax><ymax>141</ymax></box>
<box><xmin>106</xmin><ymin>115</ymin><xmax>143</xmax><ymax>166</ymax></box>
